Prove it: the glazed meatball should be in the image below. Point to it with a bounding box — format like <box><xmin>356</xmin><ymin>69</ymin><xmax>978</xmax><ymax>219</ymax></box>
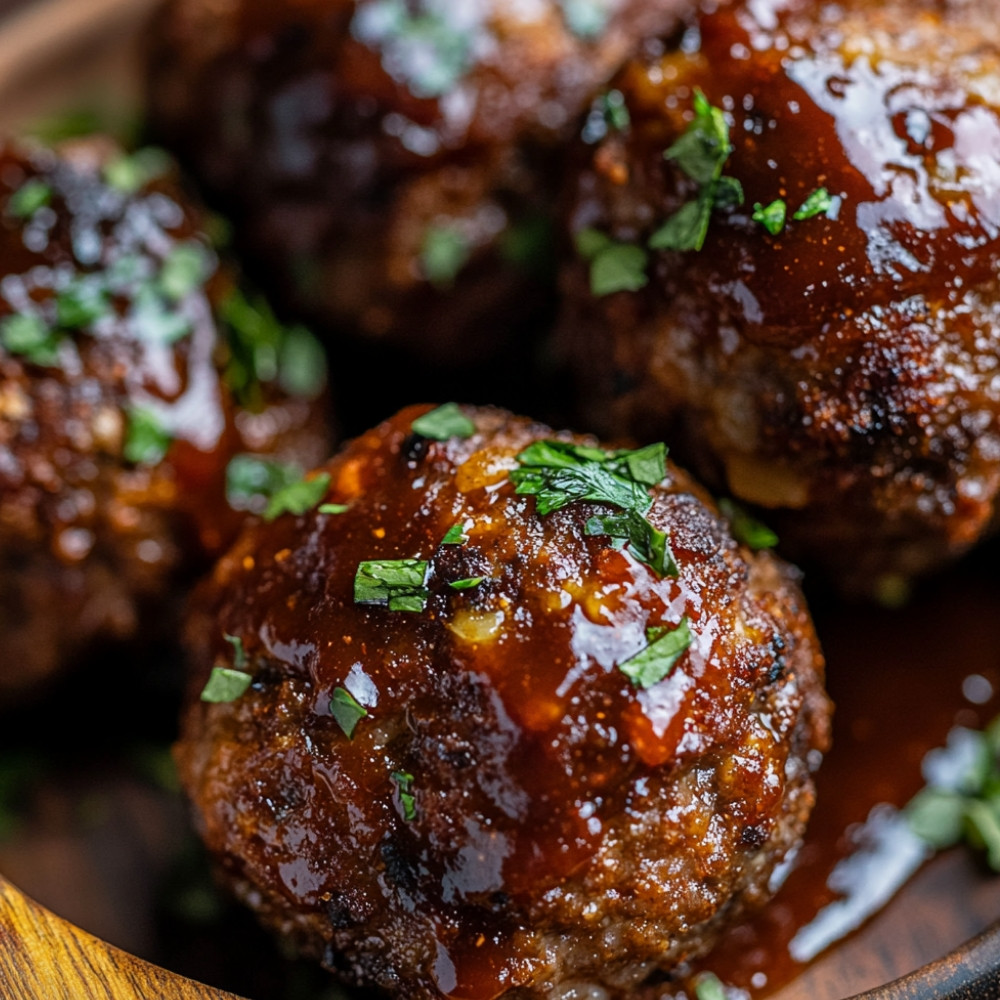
<box><xmin>177</xmin><ymin>404</ymin><xmax>831</xmax><ymax>998</ymax></box>
<box><xmin>559</xmin><ymin>0</ymin><xmax>1000</xmax><ymax>595</ymax></box>
<box><xmin>147</xmin><ymin>0</ymin><xmax>688</xmax><ymax>364</ymax></box>
<box><xmin>0</xmin><ymin>139</ymin><xmax>331</xmax><ymax>698</ymax></box>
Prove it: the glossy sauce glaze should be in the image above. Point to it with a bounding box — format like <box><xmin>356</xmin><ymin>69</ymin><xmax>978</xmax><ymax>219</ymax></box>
<box><xmin>147</xmin><ymin>0</ymin><xmax>686</xmax><ymax>362</ymax></box>
<box><xmin>561</xmin><ymin>0</ymin><xmax>1000</xmax><ymax>594</ymax></box>
<box><xmin>0</xmin><ymin>139</ymin><xmax>330</xmax><ymax>695</ymax></box>
<box><xmin>177</xmin><ymin>404</ymin><xmax>830</xmax><ymax>999</ymax></box>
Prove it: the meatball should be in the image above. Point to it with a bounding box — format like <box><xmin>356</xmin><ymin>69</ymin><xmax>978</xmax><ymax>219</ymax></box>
<box><xmin>0</xmin><ymin>139</ymin><xmax>331</xmax><ymax>698</ymax></box>
<box><xmin>558</xmin><ymin>0</ymin><xmax>1000</xmax><ymax>595</ymax></box>
<box><xmin>177</xmin><ymin>404</ymin><xmax>831</xmax><ymax>998</ymax></box>
<box><xmin>147</xmin><ymin>0</ymin><xmax>687</xmax><ymax>365</ymax></box>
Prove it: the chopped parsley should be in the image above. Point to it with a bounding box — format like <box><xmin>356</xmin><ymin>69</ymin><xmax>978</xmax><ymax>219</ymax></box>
<box><xmin>330</xmin><ymin>687</ymin><xmax>368</xmax><ymax>739</ymax></box>
<box><xmin>411</xmin><ymin>403</ymin><xmax>475</xmax><ymax>441</ymax></box>
<box><xmin>793</xmin><ymin>187</ymin><xmax>834</xmax><ymax>220</ymax></box>
<box><xmin>129</xmin><ymin>284</ymin><xmax>192</xmax><ymax>344</ymax></box>
<box><xmin>56</xmin><ymin>278</ymin><xmax>110</xmax><ymax>329</ymax></box>
<box><xmin>158</xmin><ymin>243</ymin><xmax>209</xmax><ymax>302</ymax></box>
<box><xmin>8</xmin><ymin>179</ymin><xmax>52</xmax><ymax>219</ymax></box>
<box><xmin>718</xmin><ymin>498</ymin><xmax>778</xmax><ymax>551</ymax></box>
<box><xmin>510</xmin><ymin>440</ymin><xmax>676</xmax><ymax>577</ymax></box>
<box><xmin>221</xmin><ymin>288</ymin><xmax>326</xmax><ymax>406</ymax></box>
<box><xmin>0</xmin><ymin>313</ymin><xmax>61</xmax><ymax>366</ymax></box>
<box><xmin>693</xmin><ymin>972</ymin><xmax>728</xmax><ymax>1000</ymax></box>
<box><xmin>618</xmin><ymin>617</ymin><xmax>692</xmax><ymax>689</ymax></box>
<box><xmin>442</xmin><ymin>523</ymin><xmax>468</xmax><ymax>545</ymax></box>
<box><xmin>906</xmin><ymin>715</ymin><xmax>1000</xmax><ymax>871</ymax></box>
<box><xmin>102</xmin><ymin>147</ymin><xmax>170</xmax><ymax>194</ymax></box>
<box><xmin>263</xmin><ymin>472</ymin><xmax>332</xmax><ymax>521</ymax></box>
<box><xmin>391</xmin><ymin>771</ymin><xmax>418</xmax><ymax>822</ymax></box>
<box><xmin>200</xmin><ymin>634</ymin><xmax>252</xmax><ymax>703</ymax></box>
<box><xmin>318</xmin><ymin>503</ymin><xmax>351</xmax><ymax>515</ymax></box>
<box><xmin>752</xmin><ymin>199</ymin><xmax>787</xmax><ymax>236</ymax></box>
<box><xmin>450</xmin><ymin>576</ymin><xmax>484</xmax><ymax>590</ymax></box>
<box><xmin>574</xmin><ymin>228</ymin><xmax>648</xmax><ymax>297</ymax></box>
<box><xmin>355</xmin><ymin>559</ymin><xmax>430</xmax><ymax>612</ymax></box>
<box><xmin>420</xmin><ymin>225</ymin><xmax>470</xmax><ymax>288</ymax></box>
<box><xmin>649</xmin><ymin>90</ymin><xmax>743</xmax><ymax>252</ymax></box>
<box><xmin>124</xmin><ymin>407</ymin><xmax>172</xmax><ymax>466</ymax></box>
<box><xmin>225</xmin><ymin>454</ymin><xmax>303</xmax><ymax>513</ymax></box>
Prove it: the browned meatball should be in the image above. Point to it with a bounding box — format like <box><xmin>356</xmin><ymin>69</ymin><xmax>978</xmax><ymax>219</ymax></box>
<box><xmin>147</xmin><ymin>0</ymin><xmax>688</xmax><ymax>364</ymax></box>
<box><xmin>177</xmin><ymin>404</ymin><xmax>830</xmax><ymax>998</ymax></box>
<box><xmin>0</xmin><ymin>139</ymin><xmax>332</xmax><ymax>699</ymax></box>
<box><xmin>558</xmin><ymin>0</ymin><xmax>1000</xmax><ymax>595</ymax></box>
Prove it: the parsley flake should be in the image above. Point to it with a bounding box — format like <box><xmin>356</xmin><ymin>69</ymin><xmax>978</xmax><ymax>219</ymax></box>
<box><xmin>200</xmin><ymin>634</ymin><xmax>252</xmax><ymax>703</ymax></box>
<box><xmin>263</xmin><ymin>472</ymin><xmax>332</xmax><ymax>521</ymax></box>
<box><xmin>442</xmin><ymin>523</ymin><xmax>468</xmax><ymax>545</ymax></box>
<box><xmin>0</xmin><ymin>314</ymin><xmax>61</xmax><ymax>366</ymax></box>
<box><xmin>450</xmin><ymin>576</ymin><xmax>484</xmax><ymax>590</ymax></box>
<box><xmin>559</xmin><ymin>0</ymin><xmax>609</xmax><ymax>39</ymax></box>
<box><xmin>318</xmin><ymin>503</ymin><xmax>350</xmax><ymax>515</ymax></box>
<box><xmin>391</xmin><ymin>771</ymin><xmax>418</xmax><ymax>822</ymax></box>
<box><xmin>355</xmin><ymin>559</ymin><xmax>430</xmax><ymax>612</ymax></box>
<box><xmin>718</xmin><ymin>499</ymin><xmax>778</xmax><ymax>551</ymax></box>
<box><xmin>693</xmin><ymin>973</ymin><xmax>728</xmax><ymax>1000</ymax></box>
<box><xmin>56</xmin><ymin>279</ymin><xmax>110</xmax><ymax>329</ymax></box>
<box><xmin>411</xmin><ymin>403</ymin><xmax>475</xmax><ymax>441</ymax></box>
<box><xmin>8</xmin><ymin>179</ymin><xmax>52</xmax><ymax>219</ymax></box>
<box><xmin>421</xmin><ymin>225</ymin><xmax>470</xmax><ymax>288</ymax></box>
<box><xmin>102</xmin><ymin>148</ymin><xmax>170</xmax><ymax>194</ymax></box>
<box><xmin>331</xmin><ymin>687</ymin><xmax>368</xmax><ymax>739</ymax></box>
<box><xmin>752</xmin><ymin>199</ymin><xmax>787</xmax><ymax>236</ymax></box>
<box><xmin>159</xmin><ymin>243</ymin><xmax>209</xmax><ymax>302</ymax></box>
<box><xmin>510</xmin><ymin>440</ymin><xmax>676</xmax><ymax>577</ymax></box>
<box><xmin>575</xmin><ymin>229</ymin><xmax>648</xmax><ymax>296</ymax></box>
<box><xmin>619</xmin><ymin>617</ymin><xmax>692</xmax><ymax>689</ymax></box>
<box><xmin>124</xmin><ymin>407</ymin><xmax>172</xmax><ymax>465</ymax></box>
<box><xmin>793</xmin><ymin>187</ymin><xmax>834</xmax><ymax>221</ymax></box>
<box><xmin>650</xmin><ymin>90</ymin><xmax>744</xmax><ymax>252</ymax></box>
<box><xmin>225</xmin><ymin>455</ymin><xmax>303</xmax><ymax>514</ymax></box>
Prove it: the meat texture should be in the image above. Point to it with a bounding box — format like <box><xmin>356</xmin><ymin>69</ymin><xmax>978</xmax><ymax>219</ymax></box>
<box><xmin>147</xmin><ymin>0</ymin><xmax>688</xmax><ymax>364</ymax></box>
<box><xmin>559</xmin><ymin>0</ymin><xmax>1000</xmax><ymax>595</ymax></box>
<box><xmin>177</xmin><ymin>404</ymin><xmax>831</xmax><ymax>999</ymax></box>
<box><xmin>0</xmin><ymin>139</ymin><xmax>331</xmax><ymax>699</ymax></box>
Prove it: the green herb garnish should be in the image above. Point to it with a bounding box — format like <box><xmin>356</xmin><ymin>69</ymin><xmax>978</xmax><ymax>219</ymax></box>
<box><xmin>442</xmin><ymin>523</ymin><xmax>468</xmax><ymax>545</ymax></box>
<box><xmin>102</xmin><ymin>147</ymin><xmax>170</xmax><ymax>194</ymax></box>
<box><xmin>510</xmin><ymin>440</ymin><xmax>676</xmax><ymax>576</ymax></box>
<box><xmin>649</xmin><ymin>90</ymin><xmax>744</xmax><ymax>252</ymax></box>
<box><xmin>575</xmin><ymin>228</ymin><xmax>648</xmax><ymax>296</ymax></box>
<box><xmin>200</xmin><ymin>634</ymin><xmax>252</xmax><ymax>703</ymax></box>
<box><xmin>391</xmin><ymin>771</ymin><xmax>418</xmax><ymax>821</ymax></box>
<box><xmin>318</xmin><ymin>503</ymin><xmax>351</xmax><ymax>515</ymax></box>
<box><xmin>718</xmin><ymin>498</ymin><xmax>779</xmax><ymax>551</ymax></box>
<box><xmin>124</xmin><ymin>407</ymin><xmax>172</xmax><ymax>465</ymax></box>
<box><xmin>8</xmin><ymin>180</ymin><xmax>52</xmax><ymax>219</ymax></box>
<box><xmin>752</xmin><ymin>199</ymin><xmax>787</xmax><ymax>236</ymax></box>
<box><xmin>355</xmin><ymin>559</ymin><xmax>430</xmax><ymax>612</ymax></box>
<box><xmin>793</xmin><ymin>187</ymin><xmax>834</xmax><ymax>220</ymax></box>
<box><xmin>906</xmin><ymin>716</ymin><xmax>1000</xmax><ymax>871</ymax></box>
<box><xmin>693</xmin><ymin>972</ymin><xmax>728</xmax><ymax>1000</ymax></box>
<box><xmin>449</xmin><ymin>577</ymin><xmax>484</xmax><ymax>590</ymax></box>
<box><xmin>618</xmin><ymin>617</ymin><xmax>692</xmax><ymax>689</ymax></box>
<box><xmin>0</xmin><ymin>314</ymin><xmax>61</xmax><ymax>366</ymax></box>
<box><xmin>411</xmin><ymin>403</ymin><xmax>475</xmax><ymax>441</ymax></box>
<box><xmin>263</xmin><ymin>472</ymin><xmax>332</xmax><ymax>521</ymax></box>
<box><xmin>330</xmin><ymin>687</ymin><xmax>368</xmax><ymax>739</ymax></box>
<box><xmin>56</xmin><ymin>279</ymin><xmax>110</xmax><ymax>329</ymax></box>
<box><xmin>129</xmin><ymin>285</ymin><xmax>192</xmax><ymax>344</ymax></box>
<box><xmin>420</xmin><ymin>225</ymin><xmax>470</xmax><ymax>288</ymax></box>
<box><xmin>159</xmin><ymin>243</ymin><xmax>209</xmax><ymax>302</ymax></box>
<box><xmin>225</xmin><ymin>454</ymin><xmax>302</xmax><ymax>513</ymax></box>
